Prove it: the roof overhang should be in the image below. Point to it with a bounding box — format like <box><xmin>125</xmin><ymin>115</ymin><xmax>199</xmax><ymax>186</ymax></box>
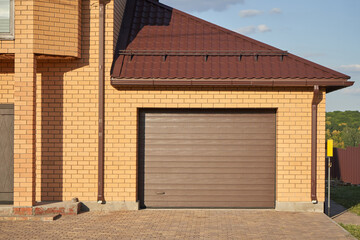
<box><xmin>111</xmin><ymin>78</ymin><xmax>354</xmax><ymax>93</ymax></box>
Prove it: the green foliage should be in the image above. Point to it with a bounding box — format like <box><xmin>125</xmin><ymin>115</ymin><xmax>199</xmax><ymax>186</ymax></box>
<box><xmin>326</xmin><ymin>129</ymin><xmax>345</xmax><ymax>148</ymax></box>
<box><xmin>327</xmin><ymin>111</ymin><xmax>360</xmax><ymax>132</ymax></box>
<box><xmin>326</xmin><ymin>111</ymin><xmax>360</xmax><ymax>148</ymax></box>
<box><xmin>342</xmin><ymin>127</ymin><xmax>360</xmax><ymax>148</ymax></box>
<box><xmin>339</xmin><ymin>224</ymin><xmax>360</xmax><ymax>240</ymax></box>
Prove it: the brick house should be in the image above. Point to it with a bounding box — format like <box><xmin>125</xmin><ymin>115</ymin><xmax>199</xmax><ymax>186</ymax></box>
<box><xmin>0</xmin><ymin>0</ymin><xmax>353</xmax><ymax>213</ymax></box>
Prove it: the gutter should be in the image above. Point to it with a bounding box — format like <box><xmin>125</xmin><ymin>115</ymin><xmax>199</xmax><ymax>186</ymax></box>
<box><xmin>110</xmin><ymin>78</ymin><xmax>354</xmax><ymax>93</ymax></box>
<box><xmin>98</xmin><ymin>0</ymin><xmax>105</xmax><ymax>204</ymax></box>
<box><xmin>311</xmin><ymin>85</ymin><xmax>322</xmax><ymax>203</ymax></box>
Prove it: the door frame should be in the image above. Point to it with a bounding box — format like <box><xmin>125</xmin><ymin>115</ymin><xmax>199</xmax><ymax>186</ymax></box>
<box><xmin>137</xmin><ymin>108</ymin><xmax>277</xmax><ymax>209</ymax></box>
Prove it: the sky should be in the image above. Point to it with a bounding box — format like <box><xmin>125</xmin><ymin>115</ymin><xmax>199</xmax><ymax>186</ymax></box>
<box><xmin>161</xmin><ymin>0</ymin><xmax>360</xmax><ymax>112</ymax></box>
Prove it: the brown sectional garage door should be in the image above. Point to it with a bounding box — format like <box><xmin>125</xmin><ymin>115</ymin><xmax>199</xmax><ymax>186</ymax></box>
<box><xmin>139</xmin><ymin>109</ymin><xmax>276</xmax><ymax>208</ymax></box>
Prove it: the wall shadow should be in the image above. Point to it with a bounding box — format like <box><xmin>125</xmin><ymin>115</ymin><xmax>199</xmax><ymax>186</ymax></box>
<box><xmin>111</xmin><ymin>0</ymin><xmax>173</xmax><ymax>74</ymax></box>
<box><xmin>37</xmin><ymin>0</ymin><xmax>93</xmax><ymax>202</ymax></box>
<box><xmin>38</xmin><ymin>61</ymin><xmax>64</xmax><ymax>202</ymax></box>
<box><xmin>0</xmin><ymin>60</ymin><xmax>14</xmax><ymax>74</ymax></box>
<box><xmin>137</xmin><ymin>110</ymin><xmax>146</xmax><ymax>208</ymax></box>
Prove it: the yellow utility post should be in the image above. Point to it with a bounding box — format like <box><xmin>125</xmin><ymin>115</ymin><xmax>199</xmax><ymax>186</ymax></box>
<box><xmin>327</xmin><ymin>139</ymin><xmax>333</xmax><ymax>217</ymax></box>
<box><xmin>327</xmin><ymin>139</ymin><xmax>333</xmax><ymax>158</ymax></box>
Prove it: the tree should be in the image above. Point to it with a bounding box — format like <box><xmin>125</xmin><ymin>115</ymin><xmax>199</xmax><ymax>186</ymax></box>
<box><xmin>341</xmin><ymin>127</ymin><xmax>360</xmax><ymax>147</ymax></box>
<box><xmin>326</xmin><ymin>129</ymin><xmax>344</xmax><ymax>148</ymax></box>
<box><xmin>326</xmin><ymin>111</ymin><xmax>360</xmax><ymax>148</ymax></box>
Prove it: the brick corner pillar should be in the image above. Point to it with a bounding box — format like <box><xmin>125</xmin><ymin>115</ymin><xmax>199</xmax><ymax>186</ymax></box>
<box><xmin>13</xmin><ymin>53</ymin><xmax>37</xmax><ymax>208</ymax></box>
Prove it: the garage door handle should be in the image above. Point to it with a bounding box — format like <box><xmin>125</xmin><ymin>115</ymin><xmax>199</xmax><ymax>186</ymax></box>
<box><xmin>156</xmin><ymin>192</ymin><xmax>165</xmax><ymax>195</ymax></box>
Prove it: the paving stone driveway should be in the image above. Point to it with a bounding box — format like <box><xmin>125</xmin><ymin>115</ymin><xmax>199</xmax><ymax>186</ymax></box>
<box><xmin>0</xmin><ymin>210</ymin><xmax>355</xmax><ymax>240</ymax></box>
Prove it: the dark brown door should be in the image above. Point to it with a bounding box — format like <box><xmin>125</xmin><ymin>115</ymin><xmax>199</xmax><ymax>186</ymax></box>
<box><xmin>139</xmin><ymin>109</ymin><xmax>276</xmax><ymax>208</ymax></box>
<box><xmin>0</xmin><ymin>104</ymin><xmax>14</xmax><ymax>203</ymax></box>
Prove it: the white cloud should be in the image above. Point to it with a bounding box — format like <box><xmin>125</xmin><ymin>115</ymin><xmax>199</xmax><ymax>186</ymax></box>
<box><xmin>161</xmin><ymin>0</ymin><xmax>245</xmax><ymax>12</ymax></box>
<box><xmin>236</xmin><ymin>26</ymin><xmax>257</xmax><ymax>35</ymax></box>
<box><xmin>257</xmin><ymin>24</ymin><xmax>271</xmax><ymax>32</ymax></box>
<box><xmin>237</xmin><ymin>24</ymin><xmax>271</xmax><ymax>35</ymax></box>
<box><xmin>340</xmin><ymin>88</ymin><xmax>360</xmax><ymax>95</ymax></box>
<box><xmin>339</xmin><ymin>64</ymin><xmax>360</xmax><ymax>72</ymax></box>
<box><xmin>239</xmin><ymin>9</ymin><xmax>263</xmax><ymax>18</ymax></box>
<box><xmin>270</xmin><ymin>8</ymin><xmax>282</xmax><ymax>14</ymax></box>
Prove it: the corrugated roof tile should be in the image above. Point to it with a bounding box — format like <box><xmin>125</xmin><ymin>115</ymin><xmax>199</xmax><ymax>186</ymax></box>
<box><xmin>112</xmin><ymin>0</ymin><xmax>351</xmax><ymax>83</ymax></box>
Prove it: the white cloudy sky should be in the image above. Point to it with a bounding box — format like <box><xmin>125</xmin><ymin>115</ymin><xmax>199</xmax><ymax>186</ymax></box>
<box><xmin>161</xmin><ymin>0</ymin><xmax>245</xmax><ymax>12</ymax></box>
<box><xmin>161</xmin><ymin>0</ymin><xmax>360</xmax><ymax>111</ymax></box>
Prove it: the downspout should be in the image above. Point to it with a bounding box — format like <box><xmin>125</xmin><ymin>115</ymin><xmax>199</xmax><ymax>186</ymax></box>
<box><xmin>311</xmin><ymin>85</ymin><xmax>321</xmax><ymax>203</ymax></box>
<box><xmin>98</xmin><ymin>0</ymin><xmax>105</xmax><ymax>204</ymax></box>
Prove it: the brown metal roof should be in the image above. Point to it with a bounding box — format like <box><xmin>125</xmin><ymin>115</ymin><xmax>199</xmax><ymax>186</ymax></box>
<box><xmin>111</xmin><ymin>0</ymin><xmax>353</xmax><ymax>91</ymax></box>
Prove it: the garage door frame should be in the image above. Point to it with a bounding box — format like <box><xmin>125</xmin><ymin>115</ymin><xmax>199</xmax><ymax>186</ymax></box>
<box><xmin>138</xmin><ymin>108</ymin><xmax>277</xmax><ymax>209</ymax></box>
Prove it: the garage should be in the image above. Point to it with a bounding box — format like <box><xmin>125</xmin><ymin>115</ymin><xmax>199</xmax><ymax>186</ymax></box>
<box><xmin>0</xmin><ymin>104</ymin><xmax>14</xmax><ymax>204</ymax></box>
<box><xmin>138</xmin><ymin>109</ymin><xmax>276</xmax><ymax>208</ymax></box>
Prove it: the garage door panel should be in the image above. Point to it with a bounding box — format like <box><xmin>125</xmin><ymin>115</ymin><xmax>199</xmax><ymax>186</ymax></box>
<box><xmin>140</xmin><ymin>109</ymin><xmax>276</xmax><ymax>208</ymax></box>
<box><xmin>143</xmin><ymin>139</ymin><xmax>275</xmax><ymax>146</ymax></box>
<box><xmin>146</xmin><ymin>122</ymin><xmax>275</xmax><ymax>130</ymax></box>
<box><xmin>145</xmin><ymin>167</ymin><xmax>275</xmax><ymax>174</ymax></box>
<box><xmin>145</xmin><ymin>126</ymin><xmax>275</xmax><ymax>134</ymax></box>
<box><xmin>144</xmin><ymin>161</ymin><xmax>274</xmax><ymax>169</ymax></box>
<box><xmin>142</xmin><ymin>133</ymin><xmax>275</xmax><ymax>140</ymax></box>
<box><xmin>145</xmin><ymin>149</ymin><xmax>275</xmax><ymax>157</ymax></box>
<box><xmin>145</xmin><ymin>189</ymin><xmax>275</xmax><ymax>197</ymax></box>
<box><xmin>145</xmin><ymin>176</ymin><xmax>275</xmax><ymax>185</ymax></box>
<box><xmin>145</xmin><ymin>183</ymin><xmax>274</xmax><ymax>191</ymax></box>
<box><xmin>145</xmin><ymin>144</ymin><xmax>275</xmax><ymax>152</ymax></box>
<box><xmin>145</xmin><ymin>195</ymin><xmax>275</xmax><ymax>203</ymax></box>
<box><xmin>144</xmin><ymin>156</ymin><xmax>275</xmax><ymax>163</ymax></box>
<box><xmin>145</xmin><ymin>113</ymin><xmax>274</xmax><ymax>123</ymax></box>
<box><xmin>146</xmin><ymin>173</ymin><xmax>275</xmax><ymax>180</ymax></box>
<box><xmin>147</xmin><ymin>201</ymin><xmax>274</xmax><ymax>208</ymax></box>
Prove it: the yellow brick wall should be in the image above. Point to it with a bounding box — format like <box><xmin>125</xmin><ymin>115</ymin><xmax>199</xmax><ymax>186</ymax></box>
<box><xmin>11</xmin><ymin>0</ymin><xmax>38</xmax><ymax>207</ymax></box>
<box><xmin>34</xmin><ymin>0</ymin><xmax>109</xmax><ymax>202</ymax></box>
<box><xmin>0</xmin><ymin>42</ymin><xmax>15</xmax><ymax>54</ymax></box>
<box><xmin>0</xmin><ymin>0</ymin><xmax>326</xmax><ymax>205</ymax></box>
<box><xmin>0</xmin><ymin>0</ymin><xmax>81</xmax><ymax>57</ymax></box>
<box><xmin>33</xmin><ymin>0</ymin><xmax>81</xmax><ymax>57</ymax></box>
<box><xmin>0</xmin><ymin>61</ymin><xmax>14</xmax><ymax>103</ymax></box>
<box><xmin>103</xmin><ymin>87</ymin><xmax>326</xmax><ymax>203</ymax></box>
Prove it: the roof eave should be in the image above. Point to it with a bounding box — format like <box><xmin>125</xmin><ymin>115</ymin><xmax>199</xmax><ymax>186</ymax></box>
<box><xmin>326</xmin><ymin>81</ymin><xmax>354</xmax><ymax>93</ymax></box>
<box><xmin>111</xmin><ymin>78</ymin><xmax>354</xmax><ymax>92</ymax></box>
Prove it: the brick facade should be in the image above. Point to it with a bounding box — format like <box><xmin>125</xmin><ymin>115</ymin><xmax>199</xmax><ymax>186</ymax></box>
<box><xmin>0</xmin><ymin>0</ymin><xmax>328</xmax><ymax>209</ymax></box>
<box><xmin>104</xmin><ymin>87</ymin><xmax>326</xmax><ymax>203</ymax></box>
<box><xmin>33</xmin><ymin>0</ymin><xmax>81</xmax><ymax>57</ymax></box>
